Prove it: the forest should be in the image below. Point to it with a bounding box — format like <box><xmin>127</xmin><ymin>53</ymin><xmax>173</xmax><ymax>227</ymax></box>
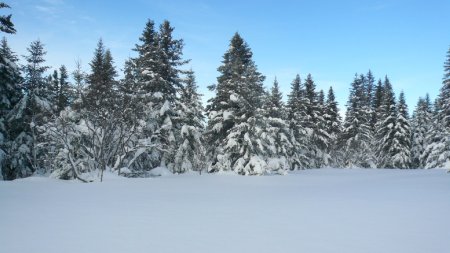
<box><xmin>1</xmin><ymin>3</ymin><xmax>450</xmax><ymax>181</ymax></box>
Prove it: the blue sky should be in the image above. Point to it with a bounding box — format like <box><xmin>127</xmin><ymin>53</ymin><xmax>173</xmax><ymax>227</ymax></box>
<box><xmin>6</xmin><ymin>0</ymin><xmax>450</xmax><ymax>113</ymax></box>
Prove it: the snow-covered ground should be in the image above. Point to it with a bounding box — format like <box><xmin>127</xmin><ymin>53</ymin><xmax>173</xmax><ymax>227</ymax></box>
<box><xmin>1</xmin><ymin>169</ymin><xmax>449</xmax><ymax>253</ymax></box>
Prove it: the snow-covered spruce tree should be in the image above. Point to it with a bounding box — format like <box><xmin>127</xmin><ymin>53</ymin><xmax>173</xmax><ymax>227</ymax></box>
<box><xmin>424</xmin><ymin>46</ymin><xmax>450</xmax><ymax>170</ymax></box>
<box><xmin>411</xmin><ymin>95</ymin><xmax>432</xmax><ymax>168</ymax></box>
<box><xmin>391</xmin><ymin>91</ymin><xmax>411</xmax><ymax>168</ymax></box>
<box><xmin>127</xmin><ymin>20</ymin><xmax>189</xmax><ymax>173</ymax></box>
<box><xmin>82</xmin><ymin>40</ymin><xmax>123</xmax><ymax>180</ymax></box>
<box><xmin>6</xmin><ymin>40</ymin><xmax>52</xmax><ymax>178</ymax></box>
<box><xmin>374</xmin><ymin>76</ymin><xmax>397</xmax><ymax>168</ymax></box>
<box><xmin>126</xmin><ymin>20</ymin><xmax>162</xmax><ymax>172</ymax></box>
<box><xmin>285</xmin><ymin>74</ymin><xmax>309</xmax><ymax>169</ymax></box>
<box><xmin>155</xmin><ymin>20</ymin><xmax>189</xmax><ymax>170</ymax></box>
<box><xmin>324</xmin><ymin>86</ymin><xmax>342</xmax><ymax>167</ymax></box>
<box><xmin>423</xmin><ymin>99</ymin><xmax>444</xmax><ymax>168</ymax></box>
<box><xmin>304</xmin><ymin>75</ymin><xmax>331</xmax><ymax>168</ymax></box>
<box><xmin>0</xmin><ymin>36</ymin><xmax>22</xmax><ymax>180</ymax></box>
<box><xmin>340</xmin><ymin>74</ymin><xmax>375</xmax><ymax>168</ymax></box>
<box><xmin>262</xmin><ymin>78</ymin><xmax>294</xmax><ymax>173</ymax></box>
<box><xmin>173</xmin><ymin>70</ymin><xmax>206</xmax><ymax>174</ymax></box>
<box><xmin>205</xmin><ymin>33</ymin><xmax>267</xmax><ymax>175</ymax></box>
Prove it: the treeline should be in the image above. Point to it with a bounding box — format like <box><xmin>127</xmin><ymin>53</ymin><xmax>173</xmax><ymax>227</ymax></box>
<box><xmin>1</xmin><ymin>6</ymin><xmax>450</xmax><ymax>180</ymax></box>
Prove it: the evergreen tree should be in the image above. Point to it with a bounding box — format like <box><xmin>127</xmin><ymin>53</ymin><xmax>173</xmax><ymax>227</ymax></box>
<box><xmin>375</xmin><ymin>76</ymin><xmax>397</xmax><ymax>168</ymax></box>
<box><xmin>205</xmin><ymin>33</ymin><xmax>267</xmax><ymax>175</ymax></box>
<box><xmin>85</xmin><ymin>39</ymin><xmax>117</xmax><ymax>109</ymax></box>
<box><xmin>0</xmin><ymin>36</ymin><xmax>21</xmax><ymax>179</ymax></box>
<box><xmin>316</xmin><ymin>89</ymin><xmax>330</xmax><ymax>161</ymax></box>
<box><xmin>285</xmin><ymin>75</ymin><xmax>309</xmax><ymax>169</ymax></box>
<box><xmin>423</xmin><ymin>98</ymin><xmax>443</xmax><ymax>168</ymax></box>
<box><xmin>173</xmin><ymin>70</ymin><xmax>206</xmax><ymax>173</ymax></box>
<box><xmin>411</xmin><ymin>94</ymin><xmax>432</xmax><ymax>168</ymax></box>
<box><xmin>84</xmin><ymin>39</ymin><xmax>119</xmax><ymax>180</ymax></box>
<box><xmin>424</xmin><ymin>46</ymin><xmax>450</xmax><ymax>170</ymax></box>
<box><xmin>155</xmin><ymin>20</ymin><xmax>188</xmax><ymax>169</ymax></box>
<box><xmin>128</xmin><ymin>20</ymin><xmax>189</xmax><ymax>171</ymax></box>
<box><xmin>125</xmin><ymin>20</ymin><xmax>163</xmax><ymax>171</ymax></box>
<box><xmin>440</xmin><ymin>46</ymin><xmax>450</xmax><ymax>130</ymax></box>
<box><xmin>263</xmin><ymin>78</ymin><xmax>294</xmax><ymax>173</ymax></box>
<box><xmin>267</xmin><ymin>78</ymin><xmax>284</xmax><ymax>119</ymax></box>
<box><xmin>391</xmin><ymin>91</ymin><xmax>411</xmax><ymax>168</ymax></box>
<box><xmin>6</xmin><ymin>40</ymin><xmax>51</xmax><ymax>177</ymax></box>
<box><xmin>324</xmin><ymin>86</ymin><xmax>342</xmax><ymax>167</ymax></box>
<box><xmin>341</xmin><ymin>74</ymin><xmax>375</xmax><ymax>168</ymax></box>
<box><xmin>303</xmin><ymin>74</ymin><xmax>317</xmax><ymax>132</ymax></box>
<box><xmin>22</xmin><ymin>40</ymin><xmax>50</xmax><ymax>96</ymax></box>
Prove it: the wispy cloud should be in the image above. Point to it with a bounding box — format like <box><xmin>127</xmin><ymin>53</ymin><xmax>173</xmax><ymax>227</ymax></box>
<box><xmin>34</xmin><ymin>0</ymin><xmax>67</xmax><ymax>20</ymax></box>
<box><xmin>42</xmin><ymin>0</ymin><xmax>65</xmax><ymax>4</ymax></box>
<box><xmin>35</xmin><ymin>5</ymin><xmax>57</xmax><ymax>15</ymax></box>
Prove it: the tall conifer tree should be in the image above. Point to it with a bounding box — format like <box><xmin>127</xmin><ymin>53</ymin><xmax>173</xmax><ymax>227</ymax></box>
<box><xmin>341</xmin><ymin>74</ymin><xmax>375</xmax><ymax>168</ymax></box>
<box><xmin>411</xmin><ymin>95</ymin><xmax>432</xmax><ymax>168</ymax></box>
<box><xmin>391</xmin><ymin>91</ymin><xmax>411</xmax><ymax>168</ymax></box>
<box><xmin>286</xmin><ymin>74</ymin><xmax>309</xmax><ymax>169</ymax></box>
<box><xmin>324</xmin><ymin>87</ymin><xmax>342</xmax><ymax>167</ymax></box>
<box><xmin>0</xmin><ymin>36</ymin><xmax>21</xmax><ymax>179</ymax></box>
<box><xmin>375</xmin><ymin>76</ymin><xmax>397</xmax><ymax>168</ymax></box>
<box><xmin>206</xmin><ymin>33</ymin><xmax>267</xmax><ymax>174</ymax></box>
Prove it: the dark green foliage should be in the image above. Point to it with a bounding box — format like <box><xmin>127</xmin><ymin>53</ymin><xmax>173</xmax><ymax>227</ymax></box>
<box><xmin>285</xmin><ymin>75</ymin><xmax>309</xmax><ymax>169</ymax></box>
<box><xmin>304</xmin><ymin>74</ymin><xmax>331</xmax><ymax>167</ymax></box>
<box><xmin>0</xmin><ymin>2</ymin><xmax>15</xmax><ymax>34</ymax></box>
<box><xmin>391</xmin><ymin>91</ymin><xmax>411</xmax><ymax>168</ymax></box>
<box><xmin>173</xmin><ymin>70</ymin><xmax>206</xmax><ymax>173</ymax></box>
<box><xmin>85</xmin><ymin>39</ymin><xmax>117</xmax><ymax>110</ymax></box>
<box><xmin>411</xmin><ymin>95</ymin><xmax>432</xmax><ymax>168</ymax></box>
<box><xmin>341</xmin><ymin>74</ymin><xmax>375</xmax><ymax>168</ymax></box>
<box><xmin>324</xmin><ymin>87</ymin><xmax>342</xmax><ymax>166</ymax></box>
<box><xmin>266</xmin><ymin>78</ymin><xmax>284</xmax><ymax>119</ymax></box>
<box><xmin>371</xmin><ymin>79</ymin><xmax>384</xmax><ymax>129</ymax></box>
<box><xmin>4</xmin><ymin>40</ymin><xmax>51</xmax><ymax>178</ymax></box>
<box><xmin>262</xmin><ymin>78</ymin><xmax>294</xmax><ymax>172</ymax></box>
<box><xmin>206</xmin><ymin>32</ymin><xmax>267</xmax><ymax>174</ymax></box>
<box><xmin>56</xmin><ymin>65</ymin><xmax>70</xmax><ymax>113</ymax></box>
<box><xmin>0</xmin><ymin>36</ymin><xmax>22</xmax><ymax>179</ymax></box>
<box><xmin>375</xmin><ymin>76</ymin><xmax>397</xmax><ymax>168</ymax></box>
<box><xmin>22</xmin><ymin>40</ymin><xmax>50</xmax><ymax>94</ymax></box>
<box><xmin>424</xmin><ymin>46</ymin><xmax>450</xmax><ymax>169</ymax></box>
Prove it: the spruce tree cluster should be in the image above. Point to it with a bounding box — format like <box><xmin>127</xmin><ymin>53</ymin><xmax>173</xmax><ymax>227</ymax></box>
<box><xmin>1</xmin><ymin>3</ymin><xmax>450</xmax><ymax>180</ymax></box>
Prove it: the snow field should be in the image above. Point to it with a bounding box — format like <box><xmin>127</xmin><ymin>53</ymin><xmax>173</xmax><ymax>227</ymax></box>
<box><xmin>1</xmin><ymin>169</ymin><xmax>449</xmax><ymax>253</ymax></box>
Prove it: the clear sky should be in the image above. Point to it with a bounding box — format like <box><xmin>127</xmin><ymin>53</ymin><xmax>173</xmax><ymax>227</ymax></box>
<box><xmin>6</xmin><ymin>0</ymin><xmax>450</xmax><ymax>113</ymax></box>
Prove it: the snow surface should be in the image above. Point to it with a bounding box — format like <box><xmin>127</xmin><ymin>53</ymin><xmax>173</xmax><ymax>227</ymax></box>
<box><xmin>1</xmin><ymin>169</ymin><xmax>450</xmax><ymax>253</ymax></box>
